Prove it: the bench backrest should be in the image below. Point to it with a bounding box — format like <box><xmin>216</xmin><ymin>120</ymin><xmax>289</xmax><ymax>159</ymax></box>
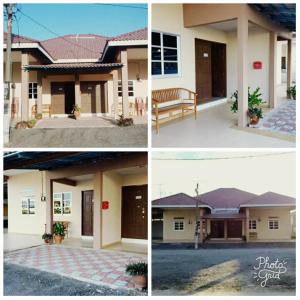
<box><xmin>152</xmin><ymin>88</ymin><xmax>183</xmax><ymax>103</ymax></box>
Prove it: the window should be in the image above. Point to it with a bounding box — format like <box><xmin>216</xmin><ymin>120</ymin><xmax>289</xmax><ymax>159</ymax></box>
<box><xmin>28</xmin><ymin>82</ymin><xmax>37</xmax><ymax>99</ymax></box>
<box><xmin>173</xmin><ymin>217</ymin><xmax>184</xmax><ymax>231</ymax></box>
<box><xmin>118</xmin><ymin>80</ymin><xmax>134</xmax><ymax>97</ymax></box>
<box><xmin>53</xmin><ymin>192</ymin><xmax>72</xmax><ymax>215</ymax></box>
<box><xmin>249</xmin><ymin>220</ymin><xmax>257</xmax><ymax>230</ymax></box>
<box><xmin>21</xmin><ymin>197</ymin><xmax>35</xmax><ymax>215</ymax></box>
<box><xmin>152</xmin><ymin>31</ymin><xmax>180</xmax><ymax>76</ymax></box>
<box><xmin>281</xmin><ymin>57</ymin><xmax>286</xmax><ymax>70</ymax></box>
<box><xmin>269</xmin><ymin>219</ymin><xmax>279</xmax><ymax>230</ymax></box>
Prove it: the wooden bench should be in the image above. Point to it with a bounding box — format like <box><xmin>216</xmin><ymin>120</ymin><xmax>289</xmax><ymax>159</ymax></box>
<box><xmin>32</xmin><ymin>104</ymin><xmax>52</xmax><ymax>118</ymax></box>
<box><xmin>152</xmin><ymin>88</ymin><xmax>197</xmax><ymax>133</ymax></box>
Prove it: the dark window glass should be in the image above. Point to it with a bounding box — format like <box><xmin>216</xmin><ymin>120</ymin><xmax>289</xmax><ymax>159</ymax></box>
<box><xmin>164</xmin><ymin>62</ymin><xmax>178</xmax><ymax>74</ymax></box>
<box><xmin>152</xmin><ymin>47</ymin><xmax>161</xmax><ymax>60</ymax></box>
<box><xmin>164</xmin><ymin>48</ymin><xmax>177</xmax><ymax>61</ymax></box>
<box><xmin>163</xmin><ymin>34</ymin><xmax>177</xmax><ymax>48</ymax></box>
<box><xmin>281</xmin><ymin>57</ymin><xmax>286</xmax><ymax>69</ymax></box>
<box><xmin>152</xmin><ymin>62</ymin><xmax>162</xmax><ymax>75</ymax></box>
<box><xmin>152</xmin><ymin>32</ymin><xmax>161</xmax><ymax>46</ymax></box>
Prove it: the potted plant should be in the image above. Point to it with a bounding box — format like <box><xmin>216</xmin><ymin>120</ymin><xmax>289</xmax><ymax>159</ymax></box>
<box><xmin>72</xmin><ymin>104</ymin><xmax>81</xmax><ymax>120</ymax></box>
<box><xmin>126</xmin><ymin>261</ymin><xmax>147</xmax><ymax>289</ymax></box>
<box><xmin>35</xmin><ymin>113</ymin><xmax>43</xmax><ymax>120</ymax></box>
<box><xmin>287</xmin><ymin>85</ymin><xmax>296</xmax><ymax>100</ymax></box>
<box><xmin>42</xmin><ymin>233</ymin><xmax>53</xmax><ymax>244</ymax></box>
<box><xmin>53</xmin><ymin>222</ymin><xmax>65</xmax><ymax>244</ymax></box>
<box><xmin>230</xmin><ymin>87</ymin><xmax>264</xmax><ymax>125</ymax></box>
<box><xmin>117</xmin><ymin>115</ymin><xmax>134</xmax><ymax>126</ymax></box>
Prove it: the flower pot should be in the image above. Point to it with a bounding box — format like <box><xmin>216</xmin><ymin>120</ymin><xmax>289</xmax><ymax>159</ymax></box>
<box><xmin>54</xmin><ymin>235</ymin><xmax>63</xmax><ymax>244</ymax></box>
<box><xmin>132</xmin><ymin>275</ymin><xmax>147</xmax><ymax>289</ymax></box>
<box><xmin>44</xmin><ymin>239</ymin><xmax>53</xmax><ymax>245</ymax></box>
<box><xmin>74</xmin><ymin>111</ymin><xmax>80</xmax><ymax>120</ymax></box>
<box><xmin>249</xmin><ymin>115</ymin><xmax>259</xmax><ymax>125</ymax></box>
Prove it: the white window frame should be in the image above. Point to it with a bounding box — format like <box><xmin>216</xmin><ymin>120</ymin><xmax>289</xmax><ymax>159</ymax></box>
<box><xmin>28</xmin><ymin>82</ymin><xmax>38</xmax><ymax>99</ymax></box>
<box><xmin>268</xmin><ymin>219</ymin><xmax>279</xmax><ymax>230</ymax></box>
<box><xmin>152</xmin><ymin>30</ymin><xmax>181</xmax><ymax>79</ymax></box>
<box><xmin>118</xmin><ymin>80</ymin><xmax>135</xmax><ymax>98</ymax></box>
<box><xmin>173</xmin><ymin>218</ymin><xmax>185</xmax><ymax>231</ymax></box>
<box><xmin>21</xmin><ymin>196</ymin><xmax>36</xmax><ymax>215</ymax></box>
<box><xmin>53</xmin><ymin>192</ymin><xmax>72</xmax><ymax>216</ymax></box>
<box><xmin>249</xmin><ymin>219</ymin><xmax>257</xmax><ymax>231</ymax></box>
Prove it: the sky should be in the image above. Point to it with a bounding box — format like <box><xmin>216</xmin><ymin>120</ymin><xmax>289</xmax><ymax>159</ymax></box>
<box><xmin>4</xmin><ymin>3</ymin><xmax>148</xmax><ymax>40</ymax></box>
<box><xmin>152</xmin><ymin>151</ymin><xmax>296</xmax><ymax>199</ymax></box>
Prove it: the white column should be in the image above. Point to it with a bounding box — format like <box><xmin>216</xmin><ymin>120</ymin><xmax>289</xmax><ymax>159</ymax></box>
<box><xmin>112</xmin><ymin>69</ymin><xmax>119</xmax><ymax>119</ymax></box>
<box><xmin>286</xmin><ymin>39</ymin><xmax>292</xmax><ymax>98</ymax></box>
<box><xmin>237</xmin><ymin>16</ymin><xmax>248</xmax><ymax>127</ymax></box>
<box><xmin>121</xmin><ymin>50</ymin><xmax>129</xmax><ymax>117</ymax></box>
<box><xmin>269</xmin><ymin>32</ymin><xmax>278</xmax><ymax>108</ymax></box>
<box><xmin>93</xmin><ymin>172</ymin><xmax>103</xmax><ymax>249</ymax></box>
<box><xmin>21</xmin><ymin>52</ymin><xmax>29</xmax><ymax>121</ymax></box>
<box><xmin>75</xmin><ymin>74</ymin><xmax>81</xmax><ymax>107</ymax></box>
<box><xmin>45</xmin><ymin>173</ymin><xmax>53</xmax><ymax>233</ymax></box>
<box><xmin>37</xmin><ymin>72</ymin><xmax>42</xmax><ymax>114</ymax></box>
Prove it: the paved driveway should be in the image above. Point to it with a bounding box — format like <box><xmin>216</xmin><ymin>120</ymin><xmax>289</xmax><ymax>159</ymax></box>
<box><xmin>6</xmin><ymin>125</ymin><xmax>147</xmax><ymax>147</ymax></box>
<box><xmin>4</xmin><ymin>245</ymin><xmax>147</xmax><ymax>291</ymax></box>
<box><xmin>152</xmin><ymin>245</ymin><xmax>295</xmax><ymax>296</ymax></box>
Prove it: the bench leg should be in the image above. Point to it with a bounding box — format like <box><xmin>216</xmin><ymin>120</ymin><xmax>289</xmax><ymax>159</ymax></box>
<box><xmin>182</xmin><ymin>107</ymin><xmax>184</xmax><ymax>119</ymax></box>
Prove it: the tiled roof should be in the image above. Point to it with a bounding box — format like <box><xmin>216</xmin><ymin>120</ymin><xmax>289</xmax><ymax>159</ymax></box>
<box><xmin>111</xmin><ymin>27</ymin><xmax>147</xmax><ymax>41</ymax></box>
<box><xmin>40</xmin><ymin>34</ymin><xmax>109</xmax><ymax>60</ymax></box>
<box><xmin>25</xmin><ymin>62</ymin><xmax>122</xmax><ymax>70</ymax></box>
<box><xmin>195</xmin><ymin>188</ymin><xmax>258</xmax><ymax>209</ymax></box>
<box><xmin>3</xmin><ymin>32</ymin><xmax>38</xmax><ymax>44</ymax></box>
<box><xmin>240</xmin><ymin>192</ymin><xmax>295</xmax><ymax>207</ymax></box>
<box><xmin>152</xmin><ymin>193</ymin><xmax>209</xmax><ymax>207</ymax></box>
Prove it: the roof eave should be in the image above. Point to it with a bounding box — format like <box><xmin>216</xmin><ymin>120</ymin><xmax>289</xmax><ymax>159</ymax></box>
<box><xmin>240</xmin><ymin>204</ymin><xmax>295</xmax><ymax>208</ymax></box>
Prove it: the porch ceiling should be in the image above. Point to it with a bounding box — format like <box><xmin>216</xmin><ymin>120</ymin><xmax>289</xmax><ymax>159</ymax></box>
<box><xmin>202</xmin><ymin>213</ymin><xmax>246</xmax><ymax>219</ymax></box>
<box><xmin>3</xmin><ymin>152</ymin><xmax>136</xmax><ymax>171</ymax></box>
<box><xmin>250</xmin><ymin>4</ymin><xmax>296</xmax><ymax>32</ymax></box>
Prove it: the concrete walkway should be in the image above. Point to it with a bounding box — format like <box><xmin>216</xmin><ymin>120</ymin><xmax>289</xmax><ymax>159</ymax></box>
<box><xmin>4</xmin><ymin>245</ymin><xmax>147</xmax><ymax>290</ymax></box>
<box><xmin>152</xmin><ymin>102</ymin><xmax>295</xmax><ymax>148</ymax></box>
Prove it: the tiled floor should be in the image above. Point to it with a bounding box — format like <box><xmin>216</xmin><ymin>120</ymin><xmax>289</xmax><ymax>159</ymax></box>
<box><xmin>4</xmin><ymin>245</ymin><xmax>147</xmax><ymax>290</ymax></box>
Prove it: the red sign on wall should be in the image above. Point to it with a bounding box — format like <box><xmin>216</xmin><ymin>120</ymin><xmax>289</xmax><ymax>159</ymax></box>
<box><xmin>253</xmin><ymin>61</ymin><xmax>262</xmax><ymax>69</ymax></box>
<box><xmin>102</xmin><ymin>201</ymin><xmax>109</xmax><ymax>210</ymax></box>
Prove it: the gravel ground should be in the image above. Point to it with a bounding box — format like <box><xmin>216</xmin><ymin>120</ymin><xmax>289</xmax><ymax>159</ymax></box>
<box><xmin>4</xmin><ymin>263</ymin><xmax>147</xmax><ymax>296</ymax></box>
<box><xmin>152</xmin><ymin>245</ymin><xmax>295</xmax><ymax>296</ymax></box>
<box><xmin>6</xmin><ymin>125</ymin><xmax>147</xmax><ymax>148</ymax></box>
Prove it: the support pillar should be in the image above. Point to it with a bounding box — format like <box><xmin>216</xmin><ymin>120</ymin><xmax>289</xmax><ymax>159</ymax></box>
<box><xmin>111</xmin><ymin>69</ymin><xmax>119</xmax><ymax>119</ymax></box>
<box><xmin>37</xmin><ymin>72</ymin><xmax>42</xmax><ymax>114</ymax></box>
<box><xmin>269</xmin><ymin>31</ymin><xmax>278</xmax><ymax>108</ymax></box>
<box><xmin>21</xmin><ymin>52</ymin><xmax>29</xmax><ymax>121</ymax></box>
<box><xmin>75</xmin><ymin>74</ymin><xmax>81</xmax><ymax>108</ymax></box>
<box><xmin>93</xmin><ymin>172</ymin><xmax>103</xmax><ymax>249</ymax></box>
<box><xmin>245</xmin><ymin>208</ymin><xmax>249</xmax><ymax>242</ymax></box>
<box><xmin>199</xmin><ymin>209</ymin><xmax>204</xmax><ymax>244</ymax></box>
<box><xmin>286</xmin><ymin>39</ymin><xmax>292</xmax><ymax>98</ymax></box>
<box><xmin>120</xmin><ymin>50</ymin><xmax>129</xmax><ymax>117</ymax></box>
<box><xmin>45</xmin><ymin>174</ymin><xmax>53</xmax><ymax>233</ymax></box>
<box><xmin>224</xmin><ymin>220</ymin><xmax>228</xmax><ymax>240</ymax></box>
<box><xmin>237</xmin><ymin>16</ymin><xmax>248</xmax><ymax>127</ymax></box>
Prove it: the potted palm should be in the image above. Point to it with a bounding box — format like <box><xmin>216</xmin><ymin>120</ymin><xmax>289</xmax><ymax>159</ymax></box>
<box><xmin>42</xmin><ymin>233</ymin><xmax>53</xmax><ymax>244</ymax></box>
<box><xmin>72</xmin><ymin>104</ymin><xmax>81</xmax><ymax>120</ymax></box>
<box><xmin>287</xmin><ymin>85</ymin><xmax>296</xmax><ymax>100</ymax></box>
<box><xmin>126</xmin><ymin>261</ymin><xmax>147</xmax><ymax>289</ymax></box>
<box><xmin>53</xmin><ymin>223</ymin><xmax>65</xmax><ymax>244</ymax></box>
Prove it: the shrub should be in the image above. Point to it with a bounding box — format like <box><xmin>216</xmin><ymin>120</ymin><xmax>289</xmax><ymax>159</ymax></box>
<box><xmin>15</xmin><ymin>121</ymin><xmax>28</xmax><ymax>129</ymax></box>
<box><xmin>27</xmin><ymin>119</ymin><xmax>37</xmax><ymax>128</ymax></box>
<box><xmin>35</xmin><ymin>113</ymin><xmax>43</xmax><ymax>120</ymax></box>
<box><xmin>53</xmin><ymin>223</ymin><xmax>65</xmax><ymax>237</ymax></box>
<box><xmin>117</xmin><ymin>115</ymin><xmax>134</xmax><ymax>127</ymax></box>
<box><xmin>126</xmin><ymin>261</ymin><xmax>147</xmax><ymax>276</ymax></box>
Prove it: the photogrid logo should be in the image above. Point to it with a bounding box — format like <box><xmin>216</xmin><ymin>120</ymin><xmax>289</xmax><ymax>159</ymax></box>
<box><xmin>253</xmin><ymin>256</ymin><xmax>287</xmax><ymax>287</ymax></box>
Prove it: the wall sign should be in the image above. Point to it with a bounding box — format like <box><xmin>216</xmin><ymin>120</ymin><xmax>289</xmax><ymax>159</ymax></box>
<box><xmin>253</xmin><ymin>61</ymin><xmax>262</xmax><ymax>69</ymax></box>
<box><xmin>203</xmin><ymin>53</ymin><xmax>209</xmax><ymax>58</ymax></box>
<box><xmin>102</xmin><ymin>201</ymin><xmax>109</xmax><ymax>209</ymax></box>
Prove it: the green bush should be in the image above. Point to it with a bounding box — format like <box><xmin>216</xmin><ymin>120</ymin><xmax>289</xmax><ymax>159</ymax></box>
<box><xmin>27</xmin><ymin>119</ymin><xmax>37</xmax><ymax>128</ymax></box>
<box><xmin>42</xmin><ymin>233</ymin><xmax>53</xmax><ymax>241</ymax></box>
<box><xmin>287</xmin><ymin>85</ymin><xmax>296</xmax><ymax>99</ymax></box>
<box><xmin>126</xmin><ymin>261</ymin><xmax>147</xmax><ymax>276</ymax></box>
<box><xmin>53</xmin><ymin>223</ymin><xmax>65</xmax><ymax>237</ymax></box>
<box><xmin>35</xmin><ymin>113</ymin><xmax>43</xmax><ymax>120</ymax></box>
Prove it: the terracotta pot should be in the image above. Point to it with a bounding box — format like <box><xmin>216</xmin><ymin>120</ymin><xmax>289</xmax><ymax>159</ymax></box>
<box><xmin>249</xmin><ymin>115</ymin><xmax>259</xmax><ymax>125</ymax></box>
<box><xmin>74</xmin><ymin>111</ymin><xmax>80</xmax><ymax>120</ymax></box>
<box><xmin>44</xmin><ymin>239</ymin><xmax>53</xmax><ymax>244</ymax></box>
<box><xmin>132</xmin><ymin>275</ymin><xmax>147</xmax><ymax>289</ymax></box>
<box><xmin>54</xmin><ymin>235</ymin><xmax>63</xmax><ymax>244</ymax></box>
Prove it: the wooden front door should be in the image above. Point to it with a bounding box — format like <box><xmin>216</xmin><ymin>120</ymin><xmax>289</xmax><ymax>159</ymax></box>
<box><xmin>195</xmin><ymin>39</ymin><xmax>212</xmax><ymax>101</ymax></box>
<box><xmin>227</xmin><ymin>220</ymin><xmax>242</xmax><ymax>238</ymax></box>
<box><xmin>122</xmin><ymin>185</ymin><xmax>147</xmax><ymax>239</ymax></box>
<box><xmin>210</xmin><ymin>220</ymin><xmax>224</xmax><ymax>238</ymax></box>
<box><xmin>51</xmin><ymin>83</ymin><xmax>65</xmax><ymax>114</ymax></box>
<box><xmin>82</xmin><ymin>190</ymin><xmax>94</xmax><ymax>236</ymax></box>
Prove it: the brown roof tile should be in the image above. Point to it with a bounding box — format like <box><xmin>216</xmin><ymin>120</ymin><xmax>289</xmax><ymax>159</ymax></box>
<box><xmin>152</xmin><ymin>193</ymin><xmax>209</xmax><ymax>207</ymax></box>
<box><xmin>111</xmin><ymin>27</ymin><xmax>147</xmax><ymax>41</ymax></box>
<box><xmin>4</xmin><ymin>32</ymin><xmax>39</xmax><ymax>44</ymax></box>
<box><xmin>240</xmin><ymin>192</ymin><xmax>295</xmax><ymax>207</ymax></box>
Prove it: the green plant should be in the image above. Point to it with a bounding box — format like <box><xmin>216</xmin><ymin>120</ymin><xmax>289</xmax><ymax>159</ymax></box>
<box><xmin>117</xmin><ymin>115</ymin><xmax>134</xmax><ymax>127</ymax></box>
<box><xmin>15</xmin><ymin>121</ymin><xmax>28</xmax><ymax>129</ymax></box>
<box><xmin>35</xmin><ymin>113</ymin><xmax>43</xmax><ymax>120</ymax></box>
<box><xmin>72</xmin><ymin>104</ymin><xmax>81</xmax><ymax>113</ymax></box>
<box><xmin>287</xmin><ymin>85</ymin><xmax>296</xmax><ymax>99</ymax></box>
<box><xmin>53</xmin><ymin>223</ymin><xmax>65</xmax><ymax>237</ymax></box>
<box><xmin>42</xmin><ymin>233</ymin><xmax>53</xmax><ymax>241</ymax></box>
<box><xmin>27</xmin><ymin>119</ymin><xmax>37</xmax><ymax>128</ymax></box>
<box><xmin>126</xmin><ymin>261</ymin><xmax>147</xmax><ymax>276</ymax></box>
<box><xmin>230</xmin><ymin>87</ymin><xmax>264</xmax><ymax>119</ymax></box>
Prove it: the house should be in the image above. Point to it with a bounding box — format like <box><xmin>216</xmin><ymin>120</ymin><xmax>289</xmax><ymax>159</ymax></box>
<box><xmin>152</xmin><ymin>188</ymin><xmax>295</xmax><ymax>243</ymax></box>
<box><xmin>152</xmin><ymin>4</ymin><xmax>295</xmax><ymax>128</ymax></box>
<box><xmin>3</xmin><ymin>28</ymin><xmax>147</xmax><ymax>121</ymax></box>
<box><xmin>4</xmin><ymin>152</ymin><xmax>148</xmax><ymax>249</ymax></box>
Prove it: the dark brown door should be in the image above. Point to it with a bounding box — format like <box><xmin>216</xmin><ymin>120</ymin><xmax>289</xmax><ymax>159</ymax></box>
<box><xmin>82</xmin><ymin>190</ymin><xmax>94</xmax><ymax>236</ymax></box>
<box><xmin>211</xmin><ymin>43</ymin><xmax>227</xmax><ymax>98</ymax></box>
<box><xmin>64</xmin><ymin>82</ymin><xmax>75</xmax><ymax>114</ymax></box>
<box><xmin>81</xmin><ymin>82</ymin><xmax>97</xmax><ymax>113</ymax></box>
<box><xmin>51</xmin><ymin>83</ymin><xmax>65</xmax><ymax>114</ymax></box>
<box><xmin>210</xmin><ymin>220</ymin><xmax>224</xmax><ymax>238</ymax></box>
<box><xmin>195</xmin><ymin>39</ymin><xmax>212</xmax><ymax>102</ymax></box>
<box><xmin>227</xmin><ymin>220</ymin><xmax>242</xmax><ymax>238</ymax></box>
<box><xmin>122</xmin><ymin>185</ymin><xmax>147</xmax><ymax>239</ymax></box>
